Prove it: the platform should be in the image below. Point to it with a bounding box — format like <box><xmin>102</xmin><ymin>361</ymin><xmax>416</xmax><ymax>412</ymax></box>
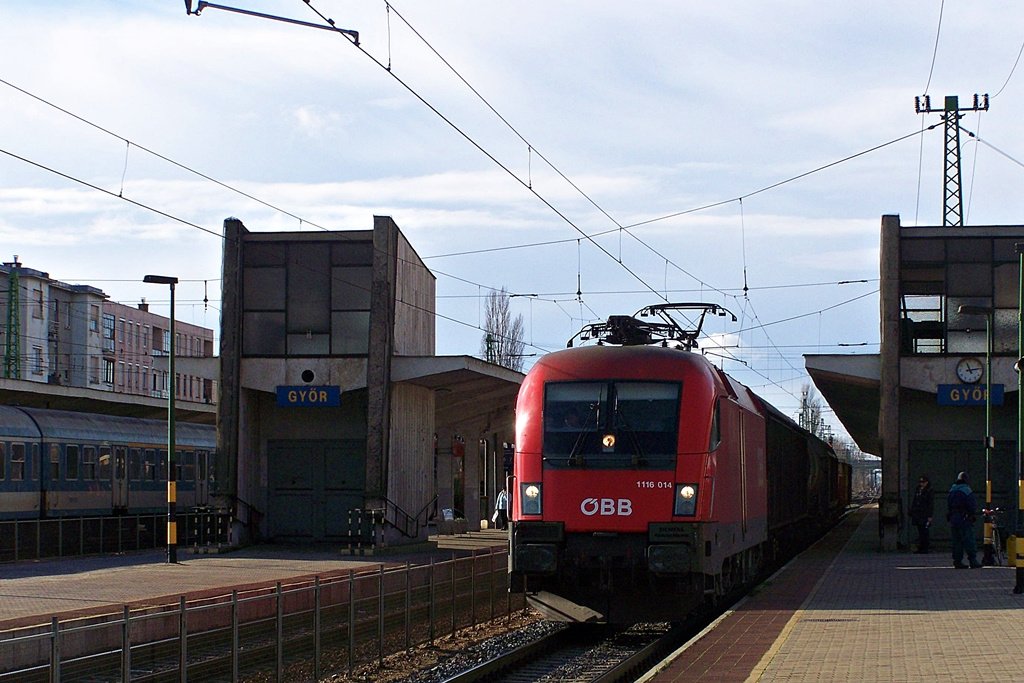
<box><xmin>0</xmin><ymin>531</ymin><xmax>507</xmax><ymax>630</ymax></box>
<box><xmin>643</xmin><ymin>506</ymin><xmax>1024</xmax><ymax>682</ymax></box>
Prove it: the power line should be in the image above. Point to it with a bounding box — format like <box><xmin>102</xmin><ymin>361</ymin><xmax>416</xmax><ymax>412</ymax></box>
<box><xmin>922</xmin><ymin>0</ymin><xmax>945</xmax><ymax>95</ymax></box>
<box><xmin>0</xmin><ymin>77</ymin><xmax>331</xmax><ymax>233</ymax></box>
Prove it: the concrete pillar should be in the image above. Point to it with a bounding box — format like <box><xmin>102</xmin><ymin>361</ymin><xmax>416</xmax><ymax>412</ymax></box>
<box><xmin>365</xmin><ymin>216</ymin><xmax>398</xmax><ymax>507</ymax></box>
<box><xmin>879</xmin><ymin>214</ymin><xmax>902</xmax><ymax>550</ymax></box>
<box><xmin>218</xmin><ymin>218</ymin><xmax>246</xmax><ymax>506</ymax></box>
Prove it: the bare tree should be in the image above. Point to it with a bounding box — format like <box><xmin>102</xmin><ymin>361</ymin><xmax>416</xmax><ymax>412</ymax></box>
<box><xmin>481</xmin><ymin>288</ymin><xmax>526</xmax><ymax>372</ymax></box>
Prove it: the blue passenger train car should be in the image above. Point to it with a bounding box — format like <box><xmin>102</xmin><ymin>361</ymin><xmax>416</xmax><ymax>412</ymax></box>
<box><xmin>0</xmin><ymin>405</ymin><xmax>216</xmax><ymax>520</ymax></box>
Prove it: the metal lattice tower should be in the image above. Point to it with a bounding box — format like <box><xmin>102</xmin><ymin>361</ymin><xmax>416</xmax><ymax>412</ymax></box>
<box><xmin>943</xmin><ymin>97</ymin><xmax>964</xmax><ymax>227</ymax></box>
<box><xmin>915</xmin><ymin>94</ymin><xmax>989</xmax><ymax>227</ymax></box>
<box><xmin>4</xmin><ymin>264</ymin><xmax>20</xmax><ymax>378</ymax></box>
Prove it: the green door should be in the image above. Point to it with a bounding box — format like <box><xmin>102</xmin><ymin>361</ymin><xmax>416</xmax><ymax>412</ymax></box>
<box><xmin>267</xmin><ymin>439</ymin><xmax>366</xmax><ymax>541</ymax></box>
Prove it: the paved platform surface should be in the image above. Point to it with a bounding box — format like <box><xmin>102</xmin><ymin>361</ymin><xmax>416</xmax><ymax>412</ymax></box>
<box><xmin>0</xmin><ymin>531</ymin><xmax>508</xmax><ymax>630</ymax></box>
<box><xmin>644</xmin><ymin>506</ymin><xmax>1024</xmax><ymax>682</ymax></box>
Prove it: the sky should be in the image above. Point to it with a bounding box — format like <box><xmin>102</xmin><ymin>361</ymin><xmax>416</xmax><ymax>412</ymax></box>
<box><xmin>3</xmin><ymin>1</ymin><xmax>1024</xmax><ymax>442</ymax></box>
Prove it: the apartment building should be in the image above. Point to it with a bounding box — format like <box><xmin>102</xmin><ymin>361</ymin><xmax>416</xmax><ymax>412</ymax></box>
<box><xmin>1</xmin><ymin>257</ymin><xmax>215</xmax><ymax>404</ymax></box>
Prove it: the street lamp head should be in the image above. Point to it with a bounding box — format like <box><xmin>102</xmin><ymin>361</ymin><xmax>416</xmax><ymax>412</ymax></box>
<box><xmin>144</xmin><ymin>275</ymin><xmax>179</xmax><ymax>285</ymax></box>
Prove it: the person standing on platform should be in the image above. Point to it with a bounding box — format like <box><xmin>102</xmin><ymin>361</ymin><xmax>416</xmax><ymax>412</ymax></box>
<box><xmin>909</xmin><ymin>475</ymin><xmax>934</xmax><ymax>554</ymax></box>
<box><xmin>494</xmin><ymin>487</ymin><xmax>508</xmax><ymax>530</ymax></box>
<box><xmin>947</xmin><ymin>471</ymin><xmax>981</xmax><ymax>569</ymax></box>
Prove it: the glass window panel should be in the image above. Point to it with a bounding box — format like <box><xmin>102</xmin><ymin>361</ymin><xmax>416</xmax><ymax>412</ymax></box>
<box><xmin>993</xmin><ymin>264</ymin><xmax>1019</xmax><ymax>309</ymax></box>
<box><xmin>946</xmin><ymin>297</ymin><xmax>991</xmax><ymax>330</ymax></box>
<box><xmin>243</xmin><ymin>268</ymin><xmax>286</xmax><ymax>310</ymax></box>
<box><xmin>11</xmin><ymin>443</ymin><xmax>25</xmax><ymax>480</ymax></box>
<box><xmin>287</xmin><ymin>333</ymin><xmax>330</xmax><ymax>355</ymax></box>
<box><xmin>243</xmin><ymin>312</ymin><xmax>286</xmax><ymax>355</ymax></box>
<box><xmin>0</xmin><ymin>443</ymin><xmax>5</xmax><ymax>480</ymax></box>
<box><xmin>901</xmin><ymin>238</ymin><xmax>945</xmax><ymax>262</ymax></box>
<box><xmin>994</xmin><ymin>309</ymin><xmax>1018</xmax><ymax>353</ymax></box>
<box><xmin>66</xmin><ymin>445</ymin><xmax>79</xmax><ymax>480</ymax></box>
<box><xmin>243</xmin><ymin>242</ymin><xmax>287</xmax><ymax>267</ymax></box>
<box><xmin>184</xmin><ymin>451</ymin><xmax>195</xmax><ymax>482</ymax></box>
<box><xmin>287</xmin><ymin>243</ymin><xmax>331</xmax><ymax>331</ymax></box>
<box><xmin>994</xmin><ymin>239</ymin><xmax>1022</xmax><ymax>262</ymax></box>
<box><xmin>129</xmin><ymin>448</ymin><xmax>142</xmax><ymax>480</ymax></box>
<box><xmin>946</xmin><ymin>238</ymin><xmax>991</xmax><ymax>262</ymax></box>
<box><xmin>947</xmin><ymin>330</ymin><xmax>986</xmax><ymax>354</ymax></box>
<box><xmin>98</xmin><ymin>447</ymin><xmax>111</xmax><ymax>481</ymax></box>
<box><xmin>145</xmin><ymin>449</ymin><xmax>156</xmax><ymax>481</ymax></box>
<box><xmin>947</xmin><ymin>263</ymin><xmax>992</xmax><ymax>297</ymax></box>
<box><xmin>331</xmin><ymin>240</ymin><xmax>374</xmax><ymax>265</ymax></box>
<box><xmin>332</xmin><ymin>267</ymin><xmax>372</xmax><ymax>310</ymax></box>
<box><xmin>331</xmin><ymin>311</ymin><xmax>370</xmax><ymax>355</ymax></box>
<box><xmin>545</xmin><ymin>382</ymin><xmax>606</xmax><ymax>434</ymax></box>
<box><xmin>82</xmin><ymin>446</ymin><xmax>96</xmax><ymax>480</ymax></box>
<box><xmin>50</xmin><ymin>444</ymin><xmax>60</xmax><ymax>480</ymax></box>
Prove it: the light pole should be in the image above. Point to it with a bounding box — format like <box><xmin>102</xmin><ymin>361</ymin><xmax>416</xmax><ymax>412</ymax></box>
<box><xmin>958</xmin><ymin>304</ymin><xmax>995</xmax><ymax>564</ymax></box>
<box><xmin>144</xmin><ymin>274</ymin><xmax>179</xmax><ymax>564</ymax></box>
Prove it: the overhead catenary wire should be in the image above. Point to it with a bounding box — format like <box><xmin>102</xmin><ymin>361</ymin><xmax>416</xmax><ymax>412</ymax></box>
<box><xmin>3</xmin><ymin>6</ymin><xmax>942</xmax><ymax>397</ymax></box>
<box><xmin>299</xmin><ymin>0</ymin><xmax>670</xmax><ymax>304</ymax></box>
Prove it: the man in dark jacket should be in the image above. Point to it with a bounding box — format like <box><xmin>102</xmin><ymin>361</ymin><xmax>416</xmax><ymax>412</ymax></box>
<box><xmin>947</xmin><ymin>471</ymin><xmax>981</xmax><ymax>569</ymax></box>
<box><xmin>909</xmin><ymin>475</ymin><xmax>934</xmax><ymax>553</ymax></box>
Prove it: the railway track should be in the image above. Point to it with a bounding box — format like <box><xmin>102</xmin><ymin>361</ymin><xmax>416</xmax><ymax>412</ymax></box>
<box><xmin>440</xmin><ymin>622</ymin><xmax>687</xmax><ymax>683</ymax></box>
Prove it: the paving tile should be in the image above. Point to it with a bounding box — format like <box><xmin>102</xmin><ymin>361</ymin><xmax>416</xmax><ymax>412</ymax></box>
<box><xmin>645</xmin><ymin>507</ymin><xmax>1024</xmax><ymax>682</ymax></box>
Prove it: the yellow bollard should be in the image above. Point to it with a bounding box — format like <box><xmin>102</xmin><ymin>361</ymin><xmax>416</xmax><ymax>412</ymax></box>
<box><xmin>1009</xmin><ymin>536</ymin><xmax>1019</xmax><ymax>567</ymax></box>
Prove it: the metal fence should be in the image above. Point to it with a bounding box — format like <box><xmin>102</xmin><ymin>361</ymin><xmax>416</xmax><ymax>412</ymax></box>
<box><xmin>0</xmin><ymin>511</ymin><xmax>232</xmax><ymax>563</ymax></box>
<box><xmin>0</xmin><ymin>547</ymin><xmax>522</xmax><ymax>682</ymax></box>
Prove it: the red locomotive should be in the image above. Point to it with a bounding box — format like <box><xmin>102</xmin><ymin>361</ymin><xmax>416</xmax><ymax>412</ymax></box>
<box><xmin>508</xmin><ymin>304</ymin><xmax>850</xmax><ymax>623</ymax></box>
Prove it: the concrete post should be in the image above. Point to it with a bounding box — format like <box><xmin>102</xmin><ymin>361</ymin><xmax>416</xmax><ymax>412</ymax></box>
<box><xmin>879</xmin><ymin>214</ymin><xmax>903</xmax><ymax>550</ymax></box>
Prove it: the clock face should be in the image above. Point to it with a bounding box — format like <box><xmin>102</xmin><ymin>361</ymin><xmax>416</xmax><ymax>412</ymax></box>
<box><xmin>956</xmin><ymin>357</ymin><xmax>984</xmax><ymax>384</ymax></box>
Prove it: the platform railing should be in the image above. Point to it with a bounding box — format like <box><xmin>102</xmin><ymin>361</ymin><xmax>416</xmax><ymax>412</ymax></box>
<box><xmin>0</xmin><ymin>547</ymin><xmax>523</xmax><ymax>682</ymax></box>
<box><xmin>0</xmin><ymin>511</ymin><xmax>232</xmax><ymax>563</ymax></box>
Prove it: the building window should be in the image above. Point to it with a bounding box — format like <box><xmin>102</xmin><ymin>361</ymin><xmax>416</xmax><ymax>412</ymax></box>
<box><xmin>102</xmin><ymin>314</ymin><xmax>115</xmax><ymax>352</ymax></box>
<box><xmin>900</xmin><ymin>295</ymin><xmax>944</xmax><ymax>355</ymax></box>
<box><xmin>119</xmin><ymin>318</ymin><xmax>126</xmax><ymax>345</ymax></box>
<box><xmin>103</xmin><ymin>359</ymin><xmax>115</xmax><ymax>385</ymax></box>
<box><xmin>90</xmin><ymin>357</ymin><xmax>101</xmax><ymax>384</ymax></box>
<box><xmin>142</xmin><ymin>325</ymin><xmax>150</xmax><ymax>349</ymax></box>
<box><xmin>90</xmin><ymin>305</ymin><xmax>100</xmax><ymax>332</ymax></box>
<box><xmin>32</xmin><ymin>288</ymin><xmax>43</xmax><ymax>319</ymax></box>
<box><xmin>32</xmin><ymin>347</ymin><xmax>44</xmax><ymax>375</ymax></box>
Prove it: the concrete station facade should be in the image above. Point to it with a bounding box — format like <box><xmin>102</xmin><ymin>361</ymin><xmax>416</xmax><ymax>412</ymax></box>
<box><xmin>216</xmin><ymin>216</ymin><xmax>522</xmax><ymax>547</ymax></box>
<box><xmin>807</xmin><ymin>215</ymin><xmax>1024</xmax><ymax>549</ymax></box>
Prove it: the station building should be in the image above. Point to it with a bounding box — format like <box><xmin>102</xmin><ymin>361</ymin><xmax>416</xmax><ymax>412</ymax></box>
<box><xmin>807</xmin><ymin>215</ymin><xmax>1024</xmax><ymax>549</ymax></box>
<box><xmin>217</xmin><ymin>216</ymin><xmax>522</xmax><ymax>546</ymax></box>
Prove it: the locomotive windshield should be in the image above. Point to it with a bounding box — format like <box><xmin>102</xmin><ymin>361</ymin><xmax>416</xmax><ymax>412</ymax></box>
<box><xmin>543</xmin><ymin>380</ymin><xmax>680</xmax><ymax>469</ymax></box>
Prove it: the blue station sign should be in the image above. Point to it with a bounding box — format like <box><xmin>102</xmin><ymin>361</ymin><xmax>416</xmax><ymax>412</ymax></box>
<box><xmin>937</xmin><ymin>384</ymin><xmax>1004</xmax><ymax>407</ymax></box>
<box><xmin>277</xmin><ymin>385</ymin><xmax>341</xmax><ymax>407</ymax></box>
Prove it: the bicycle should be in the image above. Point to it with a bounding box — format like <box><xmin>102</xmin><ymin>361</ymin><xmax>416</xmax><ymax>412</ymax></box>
<box><xmin>982</xmin><ymin>507</ymin><xmax>1006</xmax><ymax>566</ymax></box>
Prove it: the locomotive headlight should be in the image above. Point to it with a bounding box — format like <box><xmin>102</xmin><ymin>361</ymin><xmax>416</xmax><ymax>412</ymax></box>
<box><xmin>674</xmin><ymin>483</ymin><xmax>699</xmax><ymax>516</ymax></box>
<box><xmin>602</xmin><ymin>434</ymin><xmax>616</xmax><ymax>449</ymax></box>
<box><xmin>521</xmin><ymin>483</ymin><xmax>542</xmax><ymax>515</ymax></box>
